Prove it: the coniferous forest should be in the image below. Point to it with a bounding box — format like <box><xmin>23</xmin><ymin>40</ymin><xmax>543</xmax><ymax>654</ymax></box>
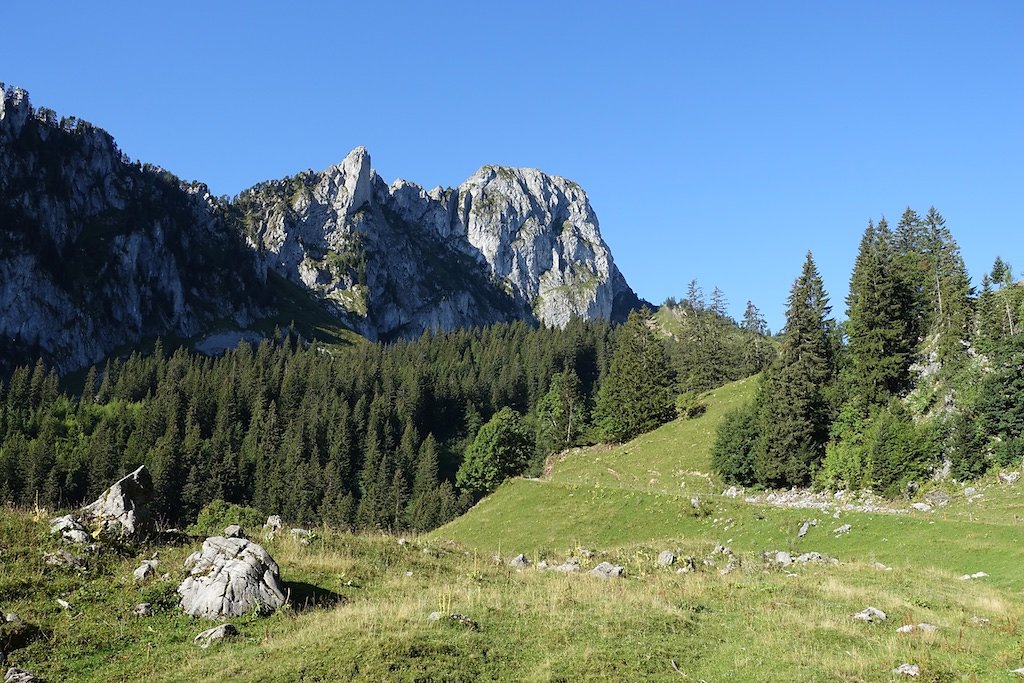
<box><xmin>712</xmin><ymin>207</ymin><xmax>1024</xmax><ymax>495</ymax></box>
<box><xmin>1</xmin><ymin>206</ymin><xmax>1021</xmax><ymax>532</ymax></box>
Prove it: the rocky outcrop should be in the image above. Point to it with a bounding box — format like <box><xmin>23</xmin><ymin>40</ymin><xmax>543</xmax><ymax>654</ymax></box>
<box><xmin>178</xmin><ymin>536</ymin><xmax>286</xmax><ymax>619</ymax></box>
<box><xmin>1</xmin><ymin>86</ymin><xmax>642</xmax><ymax>372</ymax></box>
<box><xmin>0</xmin><ymin>86</ymin><xmax>267</xmax><ymax>374</ymax></box>
<box><xmin>48</xmin><ymin>465</ymin><xmax>154</xmax><ymax>544</ymax></box>
<box><xmin>79</xmin><ymin>465</ymin><xmax>154</xmax><ymax>541</ymax></box>
<box><xmin>239</xmin><ymin>147</ymin><xmax>641</xmax><ymax>340</ymax></box>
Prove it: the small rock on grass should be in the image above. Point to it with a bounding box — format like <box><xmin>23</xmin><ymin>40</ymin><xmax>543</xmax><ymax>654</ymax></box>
<box><xmin>509</xmin><ymin>554</ymin><xmax>530</xmax><ymax>568</ymax></box>
<box><xmin>897</xmin><ymin>623</ymin><xmax>938</xmax><ymax>634</ymax></box>
<box><xmin>428</xmin><ymin>612</ymin><xmax>479</xmax><ymax>630</ymax></box>
<box><xmin>590</xmin><ymin>562</ymin><xmax>624</xmax><ymax>579</ymax></box>
<box><xmin>892</xmin><ymin>663</ymin><xmax>920</xmax><ymax>677</ymax></box>
<box><xmin>657</xmin><ymin>550</ymin><xmax>676</xmax><ymax>566</ymax></box>
<box><xmin>4</xmin><ymin>668</ymin><xmax>37</xmax><ymax>683</ymax></box>
<box><xmin>133</xmin><ymin>603</ymin><xmax>152</xmax><ymax>617</ymax></box>
<box><xmin>833</xmin><ymin>524</ymin><xmax>852</xmax><ymax>535</ymax></box>
<box><xmin>852</xmin><ymin>607</ymin><xmax>886</xmax><ymax>623</ymax></box>
<box><xmin>194</xmin><ymin>623</ymin><xmax>239</xmax><ymax>648</ymax></box>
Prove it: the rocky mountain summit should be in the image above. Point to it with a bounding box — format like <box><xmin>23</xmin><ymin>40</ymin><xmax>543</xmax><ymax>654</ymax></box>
<box><xmin>238</xmin><ymin>146</ymin><xmax>640</xmax><ymax>340</ymax></box>
<box><xmin>0</xmin><ymin>85</ymin><xmax>641</xmax><ymax>371</ymax></box>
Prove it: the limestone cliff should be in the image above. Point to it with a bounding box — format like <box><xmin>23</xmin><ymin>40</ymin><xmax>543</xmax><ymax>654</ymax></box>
<box><xmin>239</xmin><ymin>147</ymin><xmax>640</xmax><ymax>340</ymax></box>
<box><xmin>0</xmin><ymin>85</ymin><xmax>267</xmax><ymax>373</ymax></box>
<box><xmin>0</xmin><ymin>86</ymin><xmax>641</xmax><ymax>372</ymax></box>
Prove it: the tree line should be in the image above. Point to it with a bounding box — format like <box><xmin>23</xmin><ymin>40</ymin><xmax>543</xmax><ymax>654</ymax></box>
<box><xmin>713</xmin><ymin>207</ymin><xmax>1024</xmax><ymax>494</ymax></box>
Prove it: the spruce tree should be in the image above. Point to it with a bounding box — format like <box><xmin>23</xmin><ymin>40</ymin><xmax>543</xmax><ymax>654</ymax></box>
<box><xmin>846</xmin><ymin>219</ymin><xmax>914</xmax><ymax>405</ymax></box>
<box><xmin>593</xmin><ymin>309</ymin><xmax>676</xmax><ymax>442</ymax></box>
<box><xmin>752</xmin><ymin>252</ymin><xmax>835</xmax><ymax>486</ymax></box>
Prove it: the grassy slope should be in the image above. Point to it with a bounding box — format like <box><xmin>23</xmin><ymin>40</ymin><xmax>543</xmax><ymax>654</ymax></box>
<box><xmin>6</xmin><ymin>376</ymin><xmax>1024</xmax><ymax>681</ymax></box>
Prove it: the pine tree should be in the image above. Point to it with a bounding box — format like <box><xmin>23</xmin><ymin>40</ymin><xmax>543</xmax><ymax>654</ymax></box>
<box><xmin>752</xmin><ymin>252</ymin><xmax>835</xmax><ymax>486</ymax></box>
<box><xmin>406</xmin><ymin>434</ymin><xmax>442</xmax><ymax>531</ymax></box>
<box><xmin>593</xmin><ymin>309</ymin><xmax>676</xmax><ymax>442</ymax></box>
<box><xmin>924</xmin><ymin>207</ymin><xmax>972</xmax><ymax>365</ymax></box>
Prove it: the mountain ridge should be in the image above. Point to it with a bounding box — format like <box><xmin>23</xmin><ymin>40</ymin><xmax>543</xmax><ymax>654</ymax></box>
<box><xmin>0</xmin><ymin>85</ymin><xmax>642</xmax><ymax>372</ymax></box>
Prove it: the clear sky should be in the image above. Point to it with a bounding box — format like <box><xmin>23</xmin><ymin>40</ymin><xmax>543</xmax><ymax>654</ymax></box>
<box><xmin>5</xmin><ymin>1</ymin><xmax>1022</xmax><ymax>331</ymax></box>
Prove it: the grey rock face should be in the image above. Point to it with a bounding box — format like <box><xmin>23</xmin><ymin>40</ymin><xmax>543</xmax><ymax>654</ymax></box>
<box><xmin>50</xmin><ymin>514</ymin><xmax>90</xmax><ymax>544</ymax></box>
<box><xmin>223</xmin><ymin>524</ymin><xmax>244</xmax><ymax>539</ymax></box>
<box><xmin>657</xmin><ymin>550</ymin><xmax>676</xmax><ymax>566</ymax></box>
<box><xmin>241</xmin><ymin>148</ymin><xmax>640</xmax><ymax>341</ymax></box>
<box><xmin>80</xmin><ymin>465</ymin><xmax>154</xmax><ymax>541</ymax></box>
<box><xmin>0</xmin><ymin>88</ymin><xmax>266</xmax><ymax>374</ymax></box>
<box><xmin>178</xmin><ymin>536</ymin><xmax>286</xmax><ymax>619</ymax></box>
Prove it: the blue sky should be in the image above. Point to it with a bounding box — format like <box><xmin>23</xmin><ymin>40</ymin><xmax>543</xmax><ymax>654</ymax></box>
<box><xmin>5</xmin><ymin>2</ymin><xmax>1021</xmax><ymax>331</ymax></box>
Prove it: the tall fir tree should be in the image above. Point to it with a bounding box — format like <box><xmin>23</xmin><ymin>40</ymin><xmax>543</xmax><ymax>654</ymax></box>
<box><xmin>752</xmin><ymin>252</ymin><xmax>836</xmax><ymax>486</ymax></box>
<box><xmin>845</xmin><ymin>219</ymin><xmax>914</xmax><ymax>405</ymax></box>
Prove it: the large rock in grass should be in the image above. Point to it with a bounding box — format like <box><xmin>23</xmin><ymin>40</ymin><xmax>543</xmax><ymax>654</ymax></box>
<box><xmin>178</xmin><ymin>536</ymin><xmax>286</xmax><ymax>619</ymax></box>
<box><xmin>80</xmin><ymin>465</ymin><xmax>154</xmax><ymax>541</ymax></box>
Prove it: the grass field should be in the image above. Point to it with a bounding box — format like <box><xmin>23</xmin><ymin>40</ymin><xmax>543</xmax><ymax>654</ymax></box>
<box><xmin>5</xmin><ymin>376</ymin><xmax>1024</xmax><ymax>681</ymax></box>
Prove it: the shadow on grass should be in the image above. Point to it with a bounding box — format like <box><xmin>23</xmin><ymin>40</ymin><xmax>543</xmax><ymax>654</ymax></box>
<box><xmin>284</xmin><ymin>581</ymin><xmax>346</xmax><ymax>612</ymax></box>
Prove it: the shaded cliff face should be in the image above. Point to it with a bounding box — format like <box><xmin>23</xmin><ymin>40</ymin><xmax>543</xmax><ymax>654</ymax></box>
<box><xmin>0</xmin><ymin>86</ymin><xmax>268</xmax><ymax>374</ymax></box>
<box><xmin>0</xmin><ymin>86</ymin><xmax>641</xmax><ymax>373</ymax></box>
<box><xmin>239</xmin><ymin>147</ymin><xmax>641</xmax><ymax>340</ymax></box>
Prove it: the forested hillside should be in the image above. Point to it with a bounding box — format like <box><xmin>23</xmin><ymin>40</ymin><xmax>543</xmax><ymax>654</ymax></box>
<box><xmin>713</xmin><ymin>207</ymin><xmax>1024</xmax><ymax>493</ymax></box>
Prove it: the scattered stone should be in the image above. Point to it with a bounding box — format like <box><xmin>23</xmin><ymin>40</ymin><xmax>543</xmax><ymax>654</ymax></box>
<box><xmin>429</xmin><ymin>612</ymin><xmax>478</xmax><ymax>630</ymax></box>
<box><xmin>722</xmin><ymin>486</ymin><xmax>740</xmax><ymax>498</ymax></box>
<box><xmin>263</xmin><ymin>515</ymin><xmax>282</xmax><ymax>539</ymax></box>
<box><xmin>892</xmin><ymin>663</ymin><xmax>920</xmax><ymax>677</ymax></box>
<box><xmin>833</xmin><ymin>524</ymin><xmax>852</xmax><ymax>535</ymax></box>
<box><xmin>960</xmin><ymin>571</ymin><xmax>989</xmax><ymax>580</ymax></box>
<box><xmin>852</xmin><ymin>607</ymin><xmax>886</xmax><ymax>623</ymax></box>
<box><xmin>910</xmin><ymin>502</ymin><xmax>932</xmax><ymax>512</ymax></box>
<box><xmin>964</xmin><ymin>487</ymin><xmax>977</xmax><ymax>497</ymax></box>
<box><xmin>4</xmin><ymin>668</ymin><xmax>36</xmax><ymax>683</ymax></box>
<box><xmin>774</xmin><ymin>551</ymin><xmax>793</xmax><ymax>567</ymax></box>
<box><xmin>79</xmin><ymin>465</ymin><xmax>155</xmax><ymax>542</ymax></box>
<box><xmin>924</xmin><ymin>490</ymin><xmax>952</xmax><ymax>507</ymax></box>
<box><xmin>690</xmin><ymin>497</ymin><xmax>701</xmax><ymax>508</ymax></box>
<box><xmin>290</xmin><ymin>528</ymin><xmax>312</xmax><ymax>544</ymax></box>
<box><xmin>872</xmin><ymin>562</ymin><xmax>892</xmax><ymax>571</ymax></box>
<box><xmin>223</xmin><ymin>524</ymin><xmax>244</xmax><ymax>538</ymax></box>
<box><xmin>970</xmin><ymin>616</ymin><xmax>991</xmax><ymax>626</ymax></box>
<box><xmin>449</xmin><ymin>613</ymin><xmax>479</xmax><ymax>630</ymax></box>
<box><xmin>658</xmin><ymin>550</ymin><xmax>676</xmax><ymax>566</ymax></box>
<box><xmin>590</xmin><ymin>562</ymin><xmax>624</xmax><ymax>579</ymax></box>
<box><xmin>133</xmin><ymin>559</ymin><xmax>159</xmax><ymax>582</ymax></box>
<box><xmin>509</xmin><ymin>554</ymin><xmax>531</xmax><ymax>568</ymax></box>
<box><xmin>797</xmin><ymin>519</ymin><xmax>817</xmax><ymax>537</ymax></box>
<box><xmin>194</xmin><ymin>623</ymin><xmax>239</xmax><ymax>648</ymax></box>
<box><xmin>897</xmin><ymin>623</ymin><xmax>938</xmax><ymax>634</ymax></box>
<box><xmin>795</xmin><ymin>552</ymin><xmax>824</xmax><ymax>563</ymax></box>
<box><xmin>999</xmin><ymin>471</ymin><xmax>1020</xmax><ymax>485</ymax></box>
<box><xmin>397</xmin><ymin>537</ymin><xmax>408</xmax><ymax>546</ymax></box>
<box><xmin>133</xmin><ymin>602</ymin><xmax>152</xmax><ymax>617</ymax></box>
<box><xmin>43</xmin><ymin>549</ymin><xmax>85</xmax><ymax>569</ymax></box>
<box><xmin>177</xmin><ymin>536</ymin><xmax>287</xmax><ymax>619</ymax></box>
<box><xmin>551</xmin><ymin>558</ymin><xmax>581</xmax><ymax>573</ymax></box>
<box><xmin>56</xmin><ymin>598</ymin><xmax>71</xmax><ymax>610</ymax></box>
<box><xmin>1011</xmin><ymin>667</ymin><xmax>1024</xmax><ymax>676</ymax></box>
<box><xmin>578</xmin><ymin>548</ymin><xmax>595</xmax><ymax>559</ymax></box>
<box><xmin>536</xmin><ymin>560</ymin><xmax>549</xmax><ymax>570</ymax></box>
